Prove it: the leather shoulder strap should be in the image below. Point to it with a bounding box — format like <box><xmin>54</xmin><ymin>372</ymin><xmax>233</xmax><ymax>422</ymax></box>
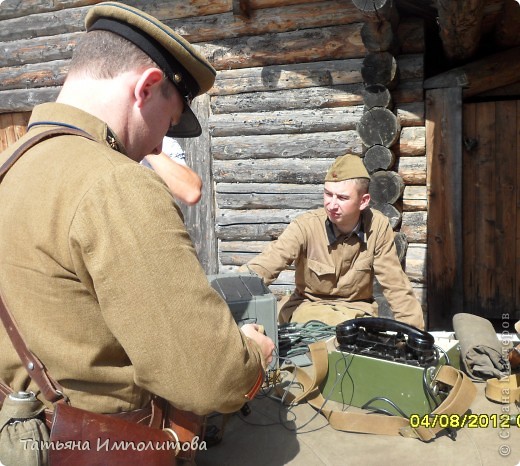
<box><xmin>0</xmin><ymin>126</ymin><xmax>97</xmax><ymax>403</ymax></box>
<box><xmin>0</xmin><ymin>127</ymin><xmax>95</xmax><ymax>181</ymax></box>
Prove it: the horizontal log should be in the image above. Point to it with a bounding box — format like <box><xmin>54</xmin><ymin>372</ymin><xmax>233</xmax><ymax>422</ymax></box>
<box><xmin>210</xmin><ymin>54</ymin><xmax>423</xmax><ymax>96</ymax></box>
<box><xmin>0</xmin><ymin>0</ymin><xmax>96</xmax><ymax>21</ymax></box>
<box><xmin>212</xmin><ymin>131</ymin><xmax>362</xmax><ymax>160</ymax></box>
<box><xmin>216</xmin><ymin>183</ymin><xmax>323</xmax><ymax>210</ymax></box>
<box><xmin>402</xmin><ymin>186</ymin><xmax>427</xmax><ymax>212</ymax></box>
<box><xmin>396</xmin><ymin>156</ymin><xmax>427</xmax><ymax>185</ymax></box>
<box><xmin>198</xmin><ymin>24</ymin><xmax>365</xmax><ymax>71</ymax></box>
<box><xmin>405</xmin><ymin>243</ymin><xmax>427</xmax><ymax>282</ymax></box>
<box><xmin>217</xmin><ymin>208</ymin><xmax>305</xmax><ymax>226</ymax></box>
<box><xmin>217</xmin><ymin>222</ymin><xmax>288</xmax><ymax>241</ymax></box>
<box><xmin>214</xmin><ymin>158</ymin><xmax>427</xmax><ymax>186</ymax></box>
<box><xmin>396</xmin><ymin>102</ymin><xmax>425</xmax><ymax>127</ymax></box>
<box><xmin>401</xmin><ymin>211</ymin><xmax>427</xmax><ymax>243</ymax></box>
<box><xmin>397</xmin><ymin>18</ymin><xmax>425</xmax><ymax>53</ymax></box>
<box><xmin>213</xmin><ymin>158</ymin><xmax>332</xmax><ymax>184</ymax></box>
<box><xmin>0</xmin><ymin>60</ymin><xmax>69</xmax><ymax>91</ymax></box>
<box><xmin>424</xmin><ymin>46</ymin><xmax>520</xmax><ymax>97</ymax></box>
<box><xmin>0</xmin><ymin>87</ymin><xmax>60</xmax><ymax>113</ymax></box>
<box><xmin>0</xmin><ymin>0</ymin><xmax>233</xmax><ymax>23</ymax></box>
<box><xmin>391</xmin><ymin>80</ymin><xmax>424</xmax><ymax>104</ymax></box>
<box><xmin>210</xmin><ymin>59</ymin><xmax>363</xmax><ymax>96</ymax></box>
<box><xmin>0</xmin><ymin>32</ymin><xmax>82</xmax><ymax>68</ymax></box>
<box><xmin>169</xmin><ymin>1</ymin><xmax>365</xmax><ymax>43</ymax></box>
<box><xmin>209</xmin><ymin>107</ymin><xmax>364</xmax><ymax>137</ymax></box>
<box><xmin>395</xmin><ymin>126</ymin><xmax>426</xmax><ymax>157</ymax></box>
<box><xmin>211</xmin><ymin>83</ymin><xmax>365</xmax><ymax>114</ymax></box>
<box><xmin>220</xmin><ymin>240</ymin><xmax>273</xmax><ymax>253</ymax></box>
<box><xmin>0</xmin><ymin>6</ymin><xmax>88</xmax><ymax>43</ymax></box>
<box><xmin>361</xmin><ymin>20</ymin><xmax>398</xmax><ymax>53</ymax></box>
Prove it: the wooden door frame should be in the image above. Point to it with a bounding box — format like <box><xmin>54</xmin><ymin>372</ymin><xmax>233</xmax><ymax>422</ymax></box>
<box><xmin>425</xmin><ymin>87</ymin><xmax>464</xmax><ymax>329</ymax></box>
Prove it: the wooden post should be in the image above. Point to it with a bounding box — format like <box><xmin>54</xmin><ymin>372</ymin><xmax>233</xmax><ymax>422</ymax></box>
<box><xmin>426</xmin><ymin>87</ymin><xmax>463</xmax><ymax>329</ymax></box>
<box><xmin>179</xmin><ymin>94</ymin><xmax>218</xmax><ymax>274</ymax></box>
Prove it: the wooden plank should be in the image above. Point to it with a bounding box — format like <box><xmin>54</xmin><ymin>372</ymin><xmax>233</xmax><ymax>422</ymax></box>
<box><xmin>462</xmin><ymin>103</ymin><xmax>478</xmax><ymax>315</ymax></box>
<box><xmin>169</xmin><ymin>1</ymin><xmax>365</xmax><ymax>43</ymax></box>
<box><xmin>0</xmin><ymin>112</ymin><xmax>30</xmax><ymax>150</ymax></box>
<box><xmin>424</xmin><ymin>46</ymin><xmax>520</xmax><ymax>97</ymax></box>
<box><xmin>212</xmin><ymin>131</ymin><xmax>361</xmax><ymax>160</ymax></box>
<box><xmin>210</xmin><ymin>59</ymin><xmax>363</xmax><ymax>96</ymax></box>
<box><xmin>0</xmin><ymin>6</ymin><xmax>87</xmax><ymax>42</ymax></box>
<box><xmin>211</xmin><ymin>83</ymin><xmax>365</xmax><ymax>114</ymax></box>
<box><xmin>494</xmin><ymin>100</ymin><xmax>517</xmax><ymax>315</ymax></box>
<box><xmin>0</xmin><ymin>87</ymin><xmax>61</xmax><ymax>113</ymax></box>
<box><xmin>0</xmin><ymin>60</ymin><xmax>69</xmax><ymax>91</ymax></box>
<box><xmin>474</xmin><ymin>102</ymin><xmax>496</xmax><ymax>315</ymax></box>
<box><xmin>179</xmin><ymin>94</ymin><xmax>218</xmax><ymax>274</ymax></box>
<box><xmin>426</xmin><ymin>87</ymin><xmax>463</xmax><ymax>329</ymax></box>
<box><xmin>198</xmin><ymin>23</ymin><xmax>365</xmax><ymax>71</ymax></box>
<box><xmin>0</xmin><ymin>32</ymin><xmax>82</xmax><ymax>68</ymax></box>
<box><xmin>209</xmin><ymin>106</ymin><xmax>364</xmax><ymax>137</ymax></box>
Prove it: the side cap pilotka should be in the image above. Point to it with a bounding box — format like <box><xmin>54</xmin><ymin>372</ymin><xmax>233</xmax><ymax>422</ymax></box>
<box><xmin>324</xmin><ymin>154</ymin><xmax>370</xmax><ymax>182</ymax></box>
<box><xmin>85</xmin><ymin>1</ymin><xmax>216</xmax><ymax>138</ymax></box>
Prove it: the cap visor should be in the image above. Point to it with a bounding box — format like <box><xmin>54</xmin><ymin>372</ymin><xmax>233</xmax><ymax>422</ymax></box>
<box><xmin>167</xmin><ymin>105</ymin><xmax>201</xmax><ymax>138</ymax></box>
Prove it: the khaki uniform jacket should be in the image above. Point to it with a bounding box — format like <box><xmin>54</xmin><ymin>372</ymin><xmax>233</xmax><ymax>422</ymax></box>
<box><xmin>0</xmin><ymin>103</ymin><xmax>263</xmax><ymax>415</ymax></box>
<box><xmin>243</xmin><ymin>208</ymin><xmax>424</xmax><ymax>330</ymax></box>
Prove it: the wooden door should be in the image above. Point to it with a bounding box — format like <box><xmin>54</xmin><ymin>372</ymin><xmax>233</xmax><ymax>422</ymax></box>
<box><xmin>462</xmin><ymin>100</ymin><xmax>520</xmax><ymax>320</ymax></box>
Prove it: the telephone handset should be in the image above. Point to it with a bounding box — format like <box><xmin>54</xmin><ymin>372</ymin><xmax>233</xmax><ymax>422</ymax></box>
<box><xmin>336</xmin><ymin>317</ymin><xmax>437</xmax><ymax>367</ymax></box>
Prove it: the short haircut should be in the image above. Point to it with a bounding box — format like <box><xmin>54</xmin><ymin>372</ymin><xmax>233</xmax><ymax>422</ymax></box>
<box><xmin>68</xmin><ymin>30</ymin><xmax>174</xmax><ymax>98</ymax></box>
<box><xmin>350</xmin><ymin>177</ymin><xmax>370</xmax><ymax>195</ymax></box>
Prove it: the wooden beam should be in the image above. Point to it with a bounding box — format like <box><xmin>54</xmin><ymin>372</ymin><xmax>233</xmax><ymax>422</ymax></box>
<box><xmin>424</xmin><ymin>46</ymin><xmax>520</xmax><ymax>97</ymax></box>
<box><xmin>435</xmin><ymin>0</ymin><xmax>485</xmax><ymax>62</ymax></box>
<box><xmin>495</xmin><ymin>0</ymin><xmax>520</xmax><ymax>48</ymax></box>
<box><xmin>426</xmin><ymin>87</ymin><xmax>463</xmax><ymax>330</ymax></box>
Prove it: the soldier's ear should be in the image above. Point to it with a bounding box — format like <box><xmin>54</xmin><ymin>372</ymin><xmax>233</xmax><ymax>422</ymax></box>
<box><xmin>134</xmin><ymin>67</ymin><xmax>164</xmax><ymax>108</ymax></box>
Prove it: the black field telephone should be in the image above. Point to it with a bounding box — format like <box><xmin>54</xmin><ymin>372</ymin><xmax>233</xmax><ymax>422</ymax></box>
<box><xmin>336</xmin><ymin>317</ymin><xmax>437</xmax><ymax>367</ymax></box>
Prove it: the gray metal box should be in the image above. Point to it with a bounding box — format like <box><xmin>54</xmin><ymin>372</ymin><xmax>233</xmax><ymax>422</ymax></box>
<box><xmin>208</xmin><ymin>273</ymin><xmax>278</xmax><ymax>369</ymax></box>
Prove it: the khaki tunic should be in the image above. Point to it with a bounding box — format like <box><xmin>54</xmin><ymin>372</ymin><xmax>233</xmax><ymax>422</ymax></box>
<box><xmin>242</xmin><ymin>208</ymin><xmax>424</xmax><ymax>330</ymax></box>
<box><xmin>0</xmin><ymin>103</ymin><xmax>263</xmax><ymax>415</ymax></box>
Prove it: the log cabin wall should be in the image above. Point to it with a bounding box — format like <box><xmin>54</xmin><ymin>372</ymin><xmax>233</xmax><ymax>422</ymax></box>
<box><xmin>0</xmin><ymin>0</ymin><xmax>428</xmax><ymax>314</ymax></box>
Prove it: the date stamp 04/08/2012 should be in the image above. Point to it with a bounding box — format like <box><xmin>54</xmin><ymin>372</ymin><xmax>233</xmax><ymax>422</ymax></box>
<box><xmin>409</xmin><ymin>413</ymin><xmax>519</xmax><ymax>430</ymax></box>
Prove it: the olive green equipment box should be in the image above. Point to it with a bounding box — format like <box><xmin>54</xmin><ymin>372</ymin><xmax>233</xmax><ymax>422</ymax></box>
<box><xmin>319</xmin><ymin>334</ymin><xmax>460</xmax><ymax>417</ymax></box>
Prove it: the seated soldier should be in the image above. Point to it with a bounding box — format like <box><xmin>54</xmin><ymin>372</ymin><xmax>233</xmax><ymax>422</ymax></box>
<box><xmin>240</xmin><ymin>154</ymin><xmax>425</xmax><ymax>330</ymax></box>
